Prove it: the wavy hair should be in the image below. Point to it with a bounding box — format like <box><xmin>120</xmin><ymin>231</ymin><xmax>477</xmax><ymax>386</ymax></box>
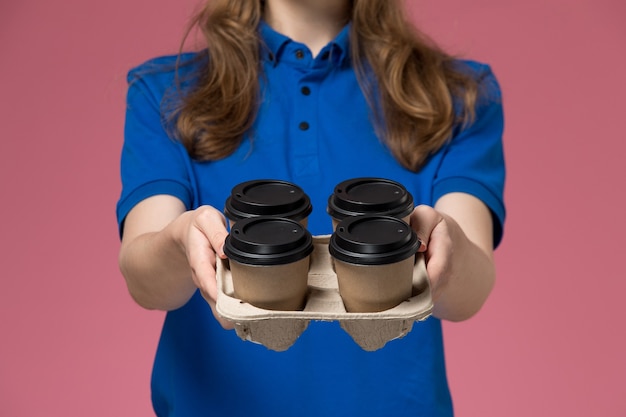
<box><xmin>172</xmin><ymin>0</ymin><xmax>479</xmax><ymax>171</ymax></box>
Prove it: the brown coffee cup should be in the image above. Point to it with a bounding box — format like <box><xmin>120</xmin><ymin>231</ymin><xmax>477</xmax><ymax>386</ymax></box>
<box><xmin>224</xmin><ymin>179</ymin><xmax>313</xmax><ymax>228</ymax></box>
<box><xmin>328</xmin><ymin>215</ymin><xmax>420</xmax><ymax>312</ymax></box>
<box><xmin>223</xmin><ymin>216</ymin><xmax>314</xmax><ymax>311</ymax></box>
<box><xmin>327</xmin><ymin>177</ymin><xmax>414</xmax><ymax>230</ymax></box>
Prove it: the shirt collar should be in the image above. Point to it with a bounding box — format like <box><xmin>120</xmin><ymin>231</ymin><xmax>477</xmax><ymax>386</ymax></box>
<box><xmin>259</xmin><ymin>20</ymin><xmax>351</xmax><ymax>66</ymax></box>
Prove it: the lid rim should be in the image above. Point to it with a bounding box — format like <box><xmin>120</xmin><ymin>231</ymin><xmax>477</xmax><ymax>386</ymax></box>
<box><xmin>223</xmin><ymin>217</ymin><xmax>314</xmax><ymax>265</ymax></box>
<box><xmin>225</xmin><ymin>241</ymin><xmax>314</xmax><ymax>265</ymax></box>
<box><xmin>326</xmin><ymin>177</ymin><xmax>414</xmax><ymax>220</ymax></box>
<box><xmin>328</xmin><ymin>215</ymin><xmax>420</xmax><ymax>265</ymax></box>
<box><xmin>326</xmin><ymin>203</ymin><xmax>414</xmax><ymax>221</ymax></box>
<box><xmin>224</xmin><ymin>180</ymin><xmax>312</xmax><ymax>220</ymax></box>
<box><xmin>225</xmin><ymin>199</ymin><xmax>313</xmax><ymax>221</ymax></box>
<box><xmin>329</xmin><ymin>236</ymin><xmax>419</xmax><ymax>265</ymax></box>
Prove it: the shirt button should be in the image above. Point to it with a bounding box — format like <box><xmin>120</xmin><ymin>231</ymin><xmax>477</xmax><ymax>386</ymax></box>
<box><xmin>301</xmin><ymin>86</ymin><xmax>311</xmax><ymax>96</ymax></box>
<box><xmin>299</xmin><ymin>121</ymin><xmax>310</xmax><ymax>131</ymax></box>
<box><xmin>295</xmin><ymin>49</ymin><xmax>305</xmax><ymax>59</ymax></box>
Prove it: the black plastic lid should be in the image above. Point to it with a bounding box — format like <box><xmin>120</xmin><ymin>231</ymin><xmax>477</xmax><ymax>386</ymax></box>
<box><xmin>224</xmin><ymin>179</ymin><xmax>313</xmax><ymax>221</ymax></box>
<box><xmin>327</xmin><ymin>177</ymin><xmax>414</xmax><ymax>220</ymax></box>
<box><xmin>328</xmin><ymin>215</ymin><xmax>420</xmax><ymax>265</ymax></box>
<box><xmin>224</xmin><ymin>217</ymin><xmax>314</xmax><ymax>265</ymax></box>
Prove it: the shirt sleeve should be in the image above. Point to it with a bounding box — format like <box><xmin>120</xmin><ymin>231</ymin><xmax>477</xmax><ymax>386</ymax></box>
<box><xmin>115</xmin><ymin>64</ymin><xmax>194</xmax><ymax>236</ymax></box>
<box><xmin>432</xmin><ymin>63</ymin><xmax>506</xmax><ymax>248</ymax></box>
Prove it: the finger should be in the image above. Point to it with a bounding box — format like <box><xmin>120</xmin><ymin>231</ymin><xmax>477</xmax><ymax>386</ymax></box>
<box><xmin>187</xmin><ymin>228</ymin><xmax>234</xmax><ymax>329</ymax></box>
<box><xmin>195</xmin><ymin>207</ymin><xmax>229</xmax><ymax>259</ymax></box>
<box><xmin>185</xmin><ymin>207</ymin><xmax>228</xmax><ymax>302</ymax></box>
<box><xmin>187</xmin><ymin>207</ymin><xmax>234</xmax><ymax>328</ymax></box>
<box><xmin>411</xmin><ymin>207</ymin><xmax>454</xmax><ymax>301</ymax></box>
<box><xmin>187</xmin><ymin>226</ymin><xmax>219</xmax><ymax>301</ymax></box>
<box><xmin>410</xmin><ymin>205</ymin><xmax>444</xmax><ymax>251</ymax></box>
<box><xmin>203</xmin><ymin>295</ymin><xmax>235</xmax><ymax>330</ymax></box>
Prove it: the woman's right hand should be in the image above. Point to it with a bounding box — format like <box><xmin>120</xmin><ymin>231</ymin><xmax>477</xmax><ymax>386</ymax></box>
<box><xmin>175</xmin><ymin>205</ymin><xmax>233</xmax><ymax>328</ymax></box>
<box><xmin>119</xmin><ymin>195</ymin><xmax>233</xmax><ymax>329</ymax></box>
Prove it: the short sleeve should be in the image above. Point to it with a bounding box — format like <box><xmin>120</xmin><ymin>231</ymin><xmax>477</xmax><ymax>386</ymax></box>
<box><xmin>116</xmin><ymin>62</ymin><xmax>194</xmax><ymax>236</ymax></box>
<box><xmin>432</xmin><ymin>64</ymin><xmax>506</xmax><ymax>247</ymax></box>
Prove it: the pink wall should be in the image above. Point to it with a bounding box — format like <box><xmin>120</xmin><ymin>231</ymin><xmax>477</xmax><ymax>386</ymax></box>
<box><xmin>1</xmin><ymin>0</ymin><xmax>624</xmax><ymax>416</ymax></box>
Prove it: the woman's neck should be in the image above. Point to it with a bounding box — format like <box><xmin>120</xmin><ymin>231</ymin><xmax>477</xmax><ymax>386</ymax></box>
<box><xmin>263</xmin><ymin>0</ymin><xmax>351</xmax><ymax>57</ymax></box>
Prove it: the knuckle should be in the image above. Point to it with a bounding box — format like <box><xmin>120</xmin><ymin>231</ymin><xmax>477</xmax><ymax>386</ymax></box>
<box><xmin>197</xmin><ymin>206</ymin><xmax>225</xmax><ymax>225</ymax></box>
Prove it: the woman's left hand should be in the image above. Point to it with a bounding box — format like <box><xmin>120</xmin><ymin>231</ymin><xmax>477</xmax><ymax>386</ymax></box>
<box><xmin>409</xmin><ymin>193</ymin><xmax>496</xmax><ymax>321</ymax></box>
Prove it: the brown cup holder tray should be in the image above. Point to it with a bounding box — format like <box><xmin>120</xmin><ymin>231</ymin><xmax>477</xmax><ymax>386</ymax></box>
<box><xmin>216</xmin><ymin>235</ymin><xmax>433</xmax><ymax>351</ymax></box>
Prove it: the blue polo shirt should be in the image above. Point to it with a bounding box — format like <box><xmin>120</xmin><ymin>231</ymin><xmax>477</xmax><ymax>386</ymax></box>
<box><xmin>118</xmin><ymin>22</ymin><xmax>505</xmax><ymax>417</ymax></box>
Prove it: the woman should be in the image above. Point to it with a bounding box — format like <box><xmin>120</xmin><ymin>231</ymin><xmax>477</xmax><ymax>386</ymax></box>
<box><xmin>117</xmin><ymin>0</ymin><xmax>505</xmax><ymax>415</ymax></box>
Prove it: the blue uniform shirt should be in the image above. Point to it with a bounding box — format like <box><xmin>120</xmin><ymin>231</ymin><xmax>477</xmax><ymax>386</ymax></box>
<box><xmin>118</xmin><ymin>22</ymin><xmax>505</xmax><ymax>417</ymax></box>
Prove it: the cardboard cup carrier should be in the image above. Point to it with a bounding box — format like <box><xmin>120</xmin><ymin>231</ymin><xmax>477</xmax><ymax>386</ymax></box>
<box><xmin>216</xmin><ymin>178</ymin><xmax>433</xmax><ymax>352</ymax></box>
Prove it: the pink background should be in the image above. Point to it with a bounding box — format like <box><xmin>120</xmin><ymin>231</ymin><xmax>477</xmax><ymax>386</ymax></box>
<box><xmin>1</xmin><ymin>0</ymin><xmax>625</xmax><ymax>415</ymax></box>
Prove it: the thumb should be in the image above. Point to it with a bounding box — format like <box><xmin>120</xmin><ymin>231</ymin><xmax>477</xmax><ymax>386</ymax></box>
<box><xmin>409</xmin><ymin>205</ymin><xmax>444</xmax><ymax>251</ymax></box>
<box><xmin>207</xmin><ymin>228</ymin><xmax>229</xmax><ymax>259</ymax></box>
<box><xmin>195</xmin><ymin>206</ymin><xmax>229</xmax><ymax>258</ymax></box>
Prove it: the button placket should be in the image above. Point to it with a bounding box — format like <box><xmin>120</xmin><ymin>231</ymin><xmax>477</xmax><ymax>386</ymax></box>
<box><xmin>292</xmin><ymin>74</ymin><xmax>319</xmax><ymax>177</ymax></box>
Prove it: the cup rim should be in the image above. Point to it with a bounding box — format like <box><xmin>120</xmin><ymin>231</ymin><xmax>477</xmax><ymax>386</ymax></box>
<box><xmin>326</xmin><ymin>177</ymin><xmax>414</xmax><ymax>220</ymax></box>
<box><xmin>224</xmin><ymin>217</ymin><xmax>314</xmax><ymax>265</ymax></box>
<box><xmin>224</xmin><ymin>179</ymin><xmax>313</xmax><ymax>221</ymax></box>
<box><xmin>328</xmin><ymin>215</ymin><xmax>420</xmax><ymax>265</ymax></box>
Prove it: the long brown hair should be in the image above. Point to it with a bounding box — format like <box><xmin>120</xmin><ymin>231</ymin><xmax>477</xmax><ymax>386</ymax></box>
<box><xmin>173</xmin><ymin>0</ymin><xmax>480</xmax><ymax>171</ymax></box>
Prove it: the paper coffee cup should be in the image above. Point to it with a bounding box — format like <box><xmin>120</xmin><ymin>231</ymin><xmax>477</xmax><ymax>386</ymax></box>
<box><xmin>224</xmin><ymin>179</ymin><xmax>313</xmax><ymax>227</ymax></box>
<box><xmin>223</xmin><ymin>216</ymin><xmax>314</xmax><ymax>311</ymax></box>
<box><xmin>327</xmin><ymin>177</ymin><xmax>414</xmax><ymax>229</ymax></box>
<box><xmin>329</xmin><ymin>215</ymin><xmax>420</xmax><ymax>312</ymax></box>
